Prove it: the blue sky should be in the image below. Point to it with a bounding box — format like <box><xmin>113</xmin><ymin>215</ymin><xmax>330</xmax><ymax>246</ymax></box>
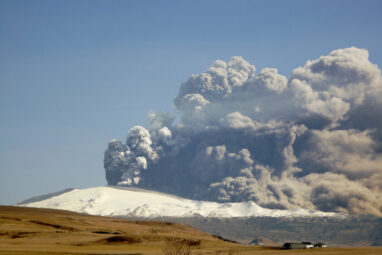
<box><xmin>1</xmin><ymin>0</ymin><xmax>381</xmax><ymax>204</ymax></box>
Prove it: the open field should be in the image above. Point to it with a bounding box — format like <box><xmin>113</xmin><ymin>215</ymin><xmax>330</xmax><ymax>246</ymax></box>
<box><xmin>1</xmin><ymin>206</ymin><xmax>381</xmax><ymax>255</ymax></box>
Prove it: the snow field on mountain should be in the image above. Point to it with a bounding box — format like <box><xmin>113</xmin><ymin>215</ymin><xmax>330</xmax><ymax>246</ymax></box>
<box><xmin>20</xmin><ymin>186</ymin><xmax>343</xmax><ymax>218</ymax></box>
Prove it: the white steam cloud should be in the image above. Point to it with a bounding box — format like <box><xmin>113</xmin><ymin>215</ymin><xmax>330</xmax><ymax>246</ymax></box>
<box><xmin>104</xmin><ymin>47</ymin><xmax>382</xmax><ymax>216</ymax></box>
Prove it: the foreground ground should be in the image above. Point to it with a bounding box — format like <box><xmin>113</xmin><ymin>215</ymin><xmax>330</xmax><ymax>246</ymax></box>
<box><xmin>0</xmin><ymin>206</ymin><xmax>381</xmax><ymax>255</ymax></box>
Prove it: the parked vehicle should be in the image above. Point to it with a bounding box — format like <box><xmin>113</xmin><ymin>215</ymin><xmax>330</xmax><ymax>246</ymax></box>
<box><xmin>302</xmin><ymin>241</ymin><xmax>314</xmax><ymax>248</ymax></box>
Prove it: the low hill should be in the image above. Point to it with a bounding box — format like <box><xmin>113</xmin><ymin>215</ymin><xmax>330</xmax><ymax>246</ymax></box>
<box><xmin>0</xmin><ymin>205</ymin><xmax>243</xmax><ymax>254</ymax></box>
<box><xmin>1</xmin><ymin>206</ymin><xmax>382</xmax><ymax>255</ymax></box>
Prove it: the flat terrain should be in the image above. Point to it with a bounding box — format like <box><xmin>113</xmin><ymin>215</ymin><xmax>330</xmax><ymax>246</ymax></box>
<box><xmin>0</xmin><ymin>206</ymin><xmax>381</xmax><ymax>255</ymax></box>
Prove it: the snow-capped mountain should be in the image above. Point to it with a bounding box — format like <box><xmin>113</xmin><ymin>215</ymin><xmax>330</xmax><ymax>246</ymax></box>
<box><xmin>18</xmin><ymin>186</ymin><xmax>344</xmax><ymax>218</ymax></box>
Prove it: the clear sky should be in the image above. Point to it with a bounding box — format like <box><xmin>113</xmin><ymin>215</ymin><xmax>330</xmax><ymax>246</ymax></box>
<box><xmin>1</xmin><ymin>0</ymin><xmax>381</xmax><ymax>205</ymax></box>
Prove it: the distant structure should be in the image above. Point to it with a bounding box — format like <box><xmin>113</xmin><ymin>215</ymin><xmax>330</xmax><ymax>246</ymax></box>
<box><xmin>250</xmin><ymin>239</ymin><xmax>264</xmax><ymax>246</ymax></box>
<box><xmin>302</xmin><ymin>242</ymin><xmax>314</xmax><ymax>248</ymax></box>
<box><xmin>283</xmin><ymin>242</ymin><xmax>327</xmax><ymax>249</ymax></box>
<box><xmin>282</xmin><ymin>243</ymin><xmax>307</xmax><ymax>249</ymax></box>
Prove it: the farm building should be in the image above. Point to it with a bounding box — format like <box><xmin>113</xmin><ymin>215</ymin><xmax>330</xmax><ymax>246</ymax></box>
<box><xmin>282</xmin><ymin>243</ymin><xmax>307</xmax><ymax>249</ymax></box>
<box><xmin>283</xmin><ymin>242</ymin><xmax>327</xmax><ymax>249</ymax></box>
<box><xmin>302</xmin><ymin>241</ymin><xmax>314</xmax><ymax>248</ymax></box>
<box><xmin>314</xmin><ymin>243</ymin><xmax>327</xmax><ymax>248</ymax></box>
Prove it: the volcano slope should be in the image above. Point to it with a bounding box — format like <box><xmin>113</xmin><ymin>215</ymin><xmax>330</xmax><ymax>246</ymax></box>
<box><xmin>1</xmin><ymin>206</ymin><xmax>382</xmax><ymax>255</ymax></box>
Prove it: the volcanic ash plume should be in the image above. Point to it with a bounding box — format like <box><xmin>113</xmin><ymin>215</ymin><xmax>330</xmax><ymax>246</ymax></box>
<box><xmin>104</xmin><ymin>47</ymin><xmax>382</xmax><ymax>216</ymax></box>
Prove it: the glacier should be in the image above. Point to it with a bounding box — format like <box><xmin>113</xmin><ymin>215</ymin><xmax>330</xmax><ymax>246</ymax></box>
<box><xmin>19</xmin><ymin>186</ymin><xmax>344</xmax><ymax>218</ymax></box>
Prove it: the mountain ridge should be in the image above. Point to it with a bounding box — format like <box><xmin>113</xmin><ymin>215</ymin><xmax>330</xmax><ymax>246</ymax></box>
<box><xmin>16</xmin><ymin>186</ymin><xmax>382</xmax><ymax>246</ymax></box>
<box><xmin>18</xmin><ymin>186</ymin><xmax>344</xmax><ymax>218</ymax></box>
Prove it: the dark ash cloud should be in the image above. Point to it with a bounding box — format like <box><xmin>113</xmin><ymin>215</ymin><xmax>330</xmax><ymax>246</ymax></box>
<box><xmin>104</xmin><ymin>47</ymin><xmax>382</xmax><ymax>216</ymax></box>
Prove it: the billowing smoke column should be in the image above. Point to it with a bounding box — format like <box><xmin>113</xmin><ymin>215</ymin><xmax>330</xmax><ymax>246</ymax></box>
<box><xmin>104</xmin><ymin>47</ymin><xmax>382</xmax><ymax>216</ymax></box>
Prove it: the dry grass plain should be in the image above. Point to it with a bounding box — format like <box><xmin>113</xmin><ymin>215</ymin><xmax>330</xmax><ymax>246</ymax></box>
<box><xmin>0</xmin><ymin>206</ymin><xmax>381</xmax><ymax>255</ymax></box>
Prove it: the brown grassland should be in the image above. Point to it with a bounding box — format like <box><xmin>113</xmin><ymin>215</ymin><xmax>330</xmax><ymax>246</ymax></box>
<box><xmin>0</xmin><ymin>206</ymin><xmax>381</xmax><ymax>255</ymax></box>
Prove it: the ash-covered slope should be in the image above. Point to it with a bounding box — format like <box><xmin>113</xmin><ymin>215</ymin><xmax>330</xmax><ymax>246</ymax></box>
<box><xmin>18</xmin><ymin>186</ymin><xmax>343</xmax><ymax>218</ymax></box>
<box><xmin>165</xmin><ymin>216</ymin><xmax>382</xmax><ymax>246</ymax></box>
